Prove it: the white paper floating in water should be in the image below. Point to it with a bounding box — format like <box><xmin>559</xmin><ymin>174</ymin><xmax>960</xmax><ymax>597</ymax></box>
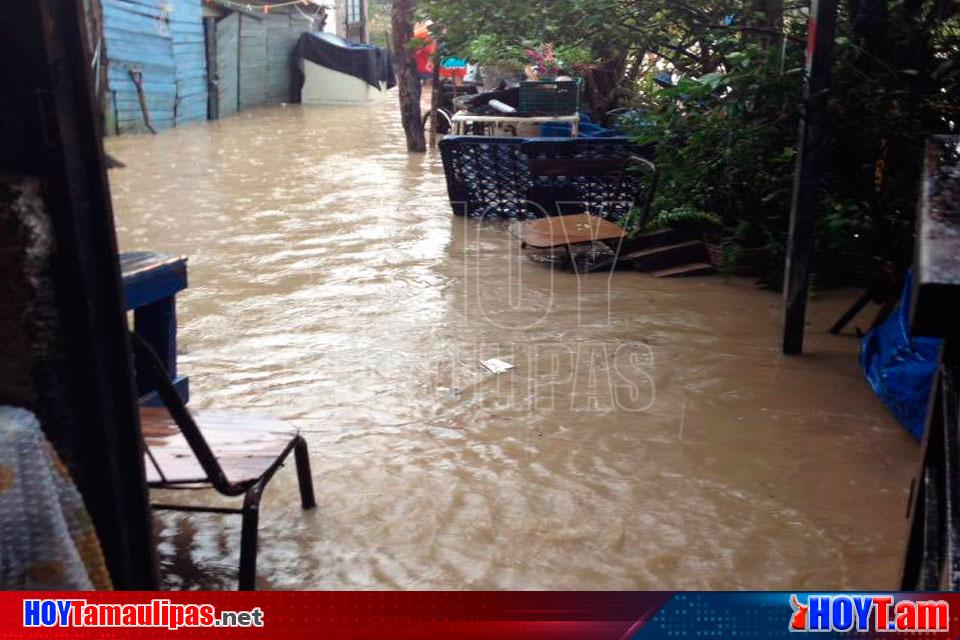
<box><xmin>479</xmin><ymin>359</ymin><xmax>514</xmax><ymax>375</ymax></box>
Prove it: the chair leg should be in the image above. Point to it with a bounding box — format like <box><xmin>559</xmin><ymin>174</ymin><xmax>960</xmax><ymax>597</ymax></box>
<box><xmin>238</xmin><ymin>486</ymin><xmax>262</xmax><ymax>591</ymax></box>
<box><xmin>828</xmin><ymin>288</ymin><xmax>874</xmax><ymax>335</ymax></box>
<box><xmin>294</xmin><ymin>436</ymin><xmax>317</xmax><ymax>510</ymax></box>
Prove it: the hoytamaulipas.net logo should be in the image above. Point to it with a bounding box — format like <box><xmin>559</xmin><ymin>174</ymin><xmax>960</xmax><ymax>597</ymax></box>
<box><xmin>789</xmin><ymin>594</ymin><xmax>949</xmax><ymax>633</ymax></box>
<box><xmin>23</xmin><ymin>598</ymin><xmax>264</xmax><ymax>630</ymax></box>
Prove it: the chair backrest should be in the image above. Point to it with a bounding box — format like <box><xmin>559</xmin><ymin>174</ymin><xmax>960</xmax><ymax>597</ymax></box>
<box><xmin>439</xmin><ymin>136</ymin><xmax>658</xmax><ymax>224</ymax></box>
<box><xmin>129</xmin><ymin>333</ymin><xmax>234</xmax><ymax>494</ymax></box>
<box><xmin>439</xmin><ymin>137</ymin><xmax>532</xmax><ymax>219</ymax></box>
<box><xmin>521</xmin><ymin>138</ymin><xmax>657</xmax><ymax>222</ymax></box>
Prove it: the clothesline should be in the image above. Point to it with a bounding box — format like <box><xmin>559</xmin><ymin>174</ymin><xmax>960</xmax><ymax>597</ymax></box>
<box><xmin>204</xmin><ymin>0</ymin><xmax>332</xmax><ymax>14</ymax></box>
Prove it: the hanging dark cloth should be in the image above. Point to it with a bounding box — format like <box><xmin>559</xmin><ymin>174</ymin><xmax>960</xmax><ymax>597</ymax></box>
<box><xmin>291</xmin><ymin>32</ymin><xmax>395</xmax><ymax>102</ymax></box>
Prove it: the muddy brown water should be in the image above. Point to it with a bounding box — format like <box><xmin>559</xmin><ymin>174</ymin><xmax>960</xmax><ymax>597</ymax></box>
<box><xmin>106</xmin><ymin>98</ymin><xmax>917</xmax><ymax>590</ymax></box>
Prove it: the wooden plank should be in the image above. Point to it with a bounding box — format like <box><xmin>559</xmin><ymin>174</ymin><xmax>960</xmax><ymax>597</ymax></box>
<box><xmin>652</xmin><ymin>263</ymin><xmax>716</xmax><ymax>278</ymax></box>
<box><xmin>103</xmin><ymin>0</ymin><xmax>208</xmax><ymax>131</ymax></box>
<box><xmin>514</xmin><ymin>213</ymin><xmax>626</xmax><ymax>249</ymax></box>
<box><xmin>265</xmin><ymin>14</ymin><xmax>294</xmax><ymax>103</ymax></box>
<box><xmin>120</xmin><ymin>251</ymin><xmax>188</xmax><ymax>311</ymax></box>
<box><xmin>140</xmin><ymin>408</ymin><xmax>297</xmax><ymax>485</ymax></box>
<box><xmin>628</xmin><ymin>240</ymin><xmax>710</xmax><ymax>272</ymax></box>
<box><xmin>239</xmin><ymin>13</ymin><xmax>268</xmax><ymax>109</ymax></box>
<box><xmin>102</xmin><ymin>0</ymin><xmax>177</xmax><ymax>133</ymax></box>
<box><xmin>169</xmin><ymin>0</ymin><xmax>208</xmax><ymax>125</ymax></box>
<box><xmin>215</xmin><ymin>12</ymin><xmax>239</xmax><ymax>118</ymax></box>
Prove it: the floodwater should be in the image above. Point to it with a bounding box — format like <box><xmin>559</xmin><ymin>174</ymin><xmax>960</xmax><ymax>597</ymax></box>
<box><xmin>106</xmin><ymin>97</ymin><xmax>918</xmax><ymax>590</ymax></box>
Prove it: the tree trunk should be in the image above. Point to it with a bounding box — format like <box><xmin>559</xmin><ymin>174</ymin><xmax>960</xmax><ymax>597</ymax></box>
<box><xmin>747</xmin><ymin>0</ymin><xmax>784</xmax><ymax>48</ymax></box>
<box><xmin>392</xmin><ymin>0</ymin><xmax>425</xmax><ymax>153</ymax></box>
<box><xmin>757</xmin><ymin>0</ymin><xmax>784</xmax><ymax>32</ymax></box>
<box><xmin>583</xmin><ymin>55</ymin><xmax>627</xmax><ymax>121</ymax></box>
<box><xmin>851</xmin><ymin>0</ymin><xmax>889</xmax><ymax>61</ymax></box>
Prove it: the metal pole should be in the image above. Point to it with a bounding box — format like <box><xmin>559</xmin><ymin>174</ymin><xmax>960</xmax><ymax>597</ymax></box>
<box><xmin>429</xmin><ymin>56</ymin><xmax>441</xmax><ymax>149</ymax></box>
<box><xmin>781</xmin><ymin>0</ymin><xmax>839</xmax><ymax>355</ymax></box>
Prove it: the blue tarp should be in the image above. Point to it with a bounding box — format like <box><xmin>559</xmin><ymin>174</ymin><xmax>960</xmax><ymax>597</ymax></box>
<box><xmin>540</xmin><ymin>113</ymin><xmax>618</xmax><ymax>138</ymax></box>
<box><xmin>860</xmin><ymin>272</ymin><xmax>941</xmax><ymax>440</ymax></box>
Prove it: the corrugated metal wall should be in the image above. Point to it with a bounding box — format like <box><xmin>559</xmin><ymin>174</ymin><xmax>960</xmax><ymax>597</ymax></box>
<box><xmin>102</xmin><ymin>0</ymin><xmax>207</xmax><ymax>134</ymax></box>
<box><xmin>217</xmin><ymin>11</ymin><xmax>313</xmax><ymax>115</ymax></box>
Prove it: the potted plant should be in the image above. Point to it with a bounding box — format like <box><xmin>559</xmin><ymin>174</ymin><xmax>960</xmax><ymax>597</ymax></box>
<box><xmin>524</xmin><ymin>43</ymin><xmax>561</xmax><ymax>81</ymax></box>
<box><xmin>464</xmin><ymin>35</ymin><xmax>525</xmax><ymax>90</ymax></box>
<box><xmin>647</xmin><ymin>206</ymin><xmax>722</xmax><ymax>237</ymax></box>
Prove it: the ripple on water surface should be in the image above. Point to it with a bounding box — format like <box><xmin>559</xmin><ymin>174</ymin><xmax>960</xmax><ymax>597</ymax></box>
<box><xmin>108</xmin><ymin>100</ymin><xmax>914</xmax><ymax>590</ymax></box>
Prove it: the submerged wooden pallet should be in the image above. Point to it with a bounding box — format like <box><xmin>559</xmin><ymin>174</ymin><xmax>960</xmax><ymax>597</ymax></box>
<box><xmin>513</xmin><ymin>215</ymin><xmax>715</xmax><ymax>277</ymax></box>
<box><xmin>514</xmin><ymin>213</ymin><xmax>626</xmax><ymax>249</ymax></box>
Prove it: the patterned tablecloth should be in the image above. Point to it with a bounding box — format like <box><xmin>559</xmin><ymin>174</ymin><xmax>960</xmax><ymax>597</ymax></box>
<box><xmin>0</xmin><ymin>406</ymin><xmax>111</xmax><ymax>589</ymax></box>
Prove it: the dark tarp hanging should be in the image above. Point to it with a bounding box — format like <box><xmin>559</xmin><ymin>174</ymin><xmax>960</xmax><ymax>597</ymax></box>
<box><xmin>291</xmin><ymin>32</ymin><xmax>394</xmax><ymax>102</ymax></box>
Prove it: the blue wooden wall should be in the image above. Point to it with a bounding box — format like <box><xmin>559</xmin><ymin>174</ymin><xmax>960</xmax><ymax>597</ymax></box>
<box><xmin>169</xmin><ymin>0</ymin><xmax>208</xmax><ymax>125</ymax></box>
<box><xmin>102</xmin><ymin>0</ymin><xmax>208</xmax><ymax>134</ymax></box>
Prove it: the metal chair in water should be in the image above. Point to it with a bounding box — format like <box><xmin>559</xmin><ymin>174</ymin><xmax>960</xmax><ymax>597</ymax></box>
<box><xmin>130</xmin><ymin>333</ymin><xmax>316</xmax><ymax>590</ymax></box>
<box><xmin>438</xmin><ymin>136</ymin><xmax>657</xmax><ymax>223</ymax></box>
<box><xmin>439</xmin><ymin>136</ymin><xmax>659</xmax><ymax>272</ymax></box>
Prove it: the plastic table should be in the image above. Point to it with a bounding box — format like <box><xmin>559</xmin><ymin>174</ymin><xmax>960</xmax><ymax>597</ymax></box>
<box><xmin>451</xmin><ymin>112</ymin><xmax>580</xmax><ymax>137</ymax></box>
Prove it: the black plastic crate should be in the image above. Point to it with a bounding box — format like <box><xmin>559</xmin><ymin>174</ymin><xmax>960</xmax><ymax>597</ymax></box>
<box><xmin>518</xmin><ymin>80</ymin><xmax>580</xmax><ymax>116</ymax></box>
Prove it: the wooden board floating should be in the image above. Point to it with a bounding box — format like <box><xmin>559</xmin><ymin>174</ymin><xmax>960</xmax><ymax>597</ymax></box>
<box><xmin>513</xmin><ymin>213</ymin><xmax>627</xmax><ymax>249</ymax></box>
<box><xmin>515</xmin><ymin>217</ymin><xmax>715</xmax><ymax>277</ymax></box>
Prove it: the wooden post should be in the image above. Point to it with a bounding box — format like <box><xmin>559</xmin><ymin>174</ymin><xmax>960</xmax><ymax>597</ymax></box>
<box><xmin>0</xmin><ymin>0</ymin><xmax>157</xmax><ymax>588</ymax></box>
<box><xmin>204</xmin><ymin>17</ymin><xmax>220</xmax><ymax>120</ymax></box>
<box><xmin>781</xmin><ymin>0</ymin><xmax>839</xmax><ymax>355</ymax></box>
<box><xmin>900</xmin><ymin>136</ymin><xmax>960</xmax><ymax>590</ymax></box>
<box><xmin>391</xmin><ymin>0</ymin><xmax>426</xmax><ymax>153</ymax></box>
<box><xmin>428</xmin><ymin>56</ymin><xmax>441</xmax><ymax>148</ymax></box>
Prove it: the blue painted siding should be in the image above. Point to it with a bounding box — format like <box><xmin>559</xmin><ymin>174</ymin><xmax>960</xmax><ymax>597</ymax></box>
<box><xmin>103</xmin><ymin>0</ymin><xmax>207</xmax><ymax>134</ymax></box>
<box><xmin>169</xmin><ymin>0</ymin><xmax>208</xmax><ymax>125</ymax></box>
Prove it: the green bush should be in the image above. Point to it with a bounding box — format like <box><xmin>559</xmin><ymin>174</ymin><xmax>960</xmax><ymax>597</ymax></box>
<box><xmin>628</xmin><ymin>7</ymin><xmax>959</xmax><ymax>290</ymax></box>
<box><xmin>629</xmin><ymin>45</ymin><xmax>805</xmax><ymax>286</ymax></box>
<box><xmin>645</xmin><ymin>206</ymin><xmax>723</xmax><ymax>232</ymax></box>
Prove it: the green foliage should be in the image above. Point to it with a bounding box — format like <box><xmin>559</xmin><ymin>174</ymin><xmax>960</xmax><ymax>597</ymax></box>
<box><xmin>646</xmin><ymin>206</ymin><xmax>723</xmax><ymax>231</ymax></box>
<box><xmin>462</xmin><ymin>34</ymin><xmax>525</xmax><ymax>66</ymax></box>
<box><xmin>623</xmin><ymin>2</ymin><xmax>960</xmax><ymax>288</ymax></box>
<box><xmin>421</xmin><ymin>0</ymin><xmax>960</xmax><ymax>288</ymax></box>
<box><xmin>366</xmin><ymin>0</ymin><xmax>392</xmax><ymax>48</ymax></box>
<box><xmin>418</xmin><ymin>0</ymin><xmax>623</xmax><ymax>61</ymax></box>
<box><xmin>630</xmin><ymin>44</ymin><xmax>805</xmax><ymax>286</ymax></box>
<box><xmin>460</xmin><ymin>33</ymin><xmax>591</xmax><ymax>69</ymax></box>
